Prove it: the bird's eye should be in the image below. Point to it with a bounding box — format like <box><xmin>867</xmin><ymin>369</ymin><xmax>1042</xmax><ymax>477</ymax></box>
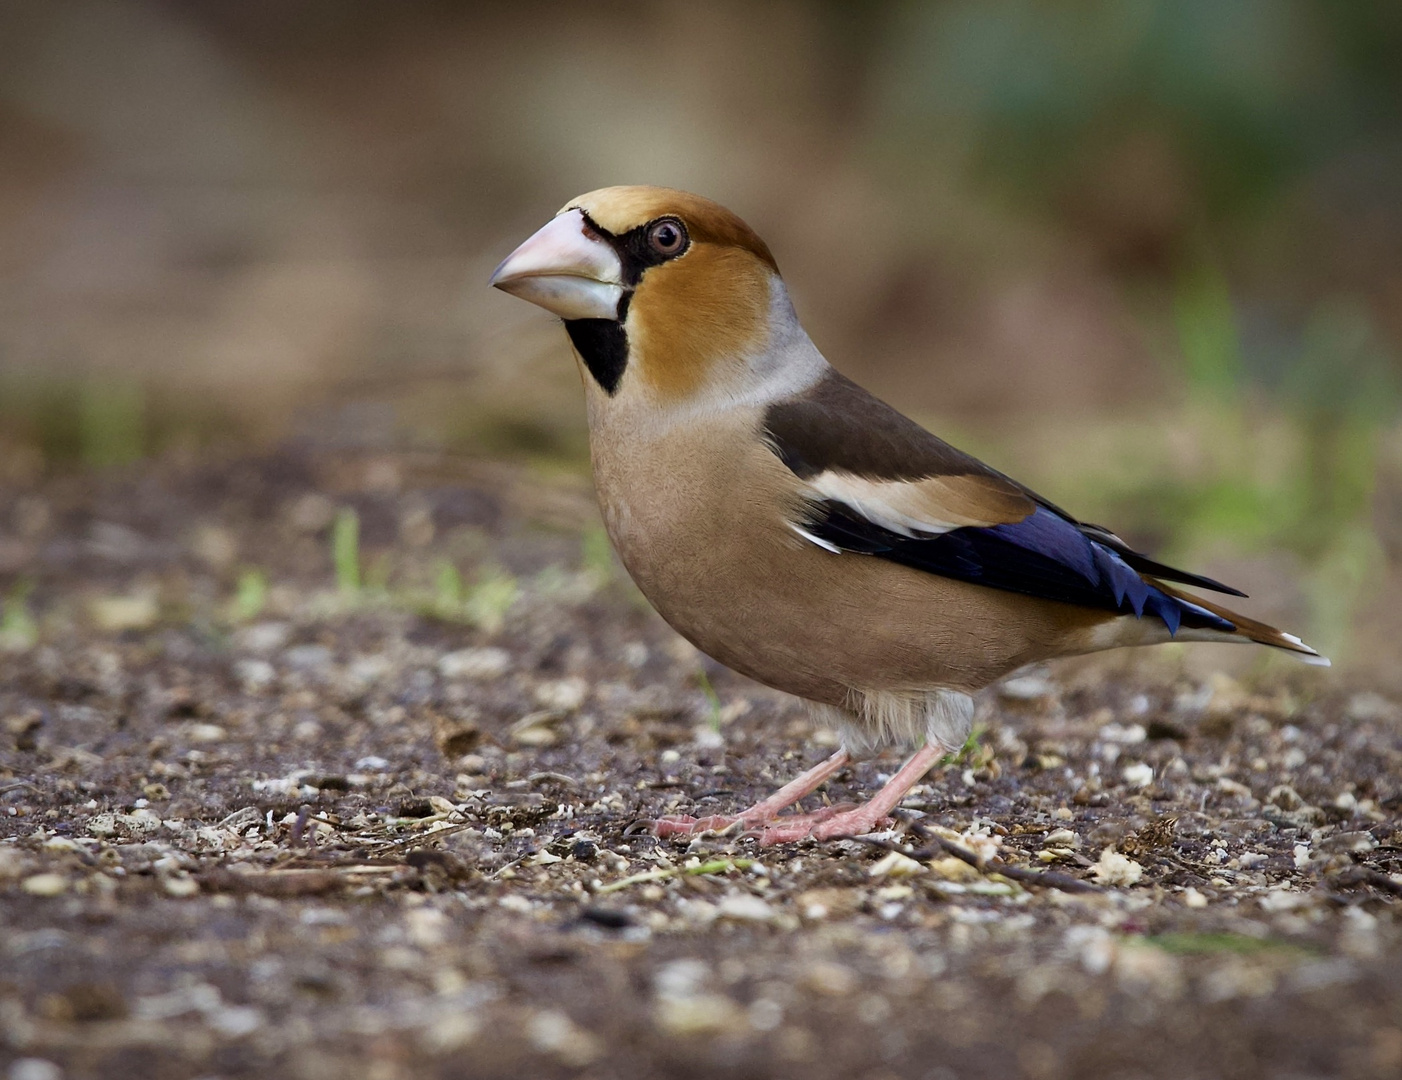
<box><xmin>647</xmin><ymin>219</ymin><xmax>686</xmax><ymax>257</ymax></box>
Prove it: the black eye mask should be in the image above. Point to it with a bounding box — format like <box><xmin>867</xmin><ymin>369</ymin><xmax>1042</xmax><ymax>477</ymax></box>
<box><xmin>565</xmin><ymin>212</ymin><xmax>691</xmax><ymax>394</ymax></box>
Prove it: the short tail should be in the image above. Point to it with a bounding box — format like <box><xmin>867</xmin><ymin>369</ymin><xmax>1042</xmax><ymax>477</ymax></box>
<box><xmin>1155</xmin><ymin>582</ymin><xmax>1331</xmax><ymax>667</ymax></box>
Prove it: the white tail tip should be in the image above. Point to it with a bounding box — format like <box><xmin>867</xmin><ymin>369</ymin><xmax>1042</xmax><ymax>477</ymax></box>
<box><xmin>1280</xmin><ymin>632</ymin><xmax>1330</xmax><ymax>667</ymax></box>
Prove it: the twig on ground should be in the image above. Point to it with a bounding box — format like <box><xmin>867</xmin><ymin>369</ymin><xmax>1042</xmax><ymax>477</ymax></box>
<box><xmin>1327</xmin><ymin>866</ymin><xmax>1402</xmax><ymax>897</ymax></box>
<box><xmin>595</xmin><ymin>857</ymin><xmax>754</xmax><ymax>894</ymax></box>
<box><xmin>528</xmin><ymin>771</ymin><xmax>581</xmax><ymax>787</ymax></box>
<box><xmin>885</xmin><ymin>822</ymin><xmax>1103</xmax><ymax>895</ymax></box>
<box><xmin>486</xmin><ymin>855</ymin><xmax>529</xmax><ymax>880</ymax></box>
<box><xmin>373</xmin><ymin>821</ymin><xmax>477</xmax><ymax>852</ymax></box>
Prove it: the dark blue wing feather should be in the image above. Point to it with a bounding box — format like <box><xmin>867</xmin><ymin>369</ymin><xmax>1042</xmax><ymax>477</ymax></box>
<box><xmin>806</xmin><ymin>504</ymin><xmax>1234</xmax><ymax>635</ymax></box>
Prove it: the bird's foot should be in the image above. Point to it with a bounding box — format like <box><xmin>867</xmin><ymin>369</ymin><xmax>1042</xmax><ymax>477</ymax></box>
<box><xmin>754</xmin><ymin>741</ymin><xmax>949</xmax><ymax>844</ymax></box>
<box><xmin>651</xmin><ymin>804</ymin><xmax>856</xmax><ymax>839</ymax></box>
<box><xmin>648</xmin><ymin>748</ymin><xmax>856</xmax><ymax>839</ymax></box>
<box><xmin>754</xmin><ymin>802</ymin><xmax>895</xmax><ymax>845</ymax></box>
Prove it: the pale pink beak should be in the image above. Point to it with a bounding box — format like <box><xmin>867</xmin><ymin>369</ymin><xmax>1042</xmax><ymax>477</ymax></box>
<box><xmin>489</xmin><ymin>208</ymin><xmax>625</xmax><ymax>320</ymax></box>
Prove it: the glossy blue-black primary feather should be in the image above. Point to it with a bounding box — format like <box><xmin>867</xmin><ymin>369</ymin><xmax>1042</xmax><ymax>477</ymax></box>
<box><xmin>806</xmin><ymin>503</ymin><xmax>1237</xmax><ymax>635</ymax></box>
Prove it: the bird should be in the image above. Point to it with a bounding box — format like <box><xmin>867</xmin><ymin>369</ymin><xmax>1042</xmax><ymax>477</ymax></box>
<box><xmin>489</xmin><ymin>185</ymin><xmax>1328</xmax><ymax>845</ymax></box>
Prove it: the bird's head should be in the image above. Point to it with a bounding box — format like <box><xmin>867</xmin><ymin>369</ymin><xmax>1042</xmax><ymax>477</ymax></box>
<box><xmin>491</xmin><ymin>186</ymin><xmax>811</xmax><ymax>408</ymax></box>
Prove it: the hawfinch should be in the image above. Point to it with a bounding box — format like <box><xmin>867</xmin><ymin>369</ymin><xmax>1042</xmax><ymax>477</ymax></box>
<box><xmin>490</xmin><ymin>186</ymin><xmax>1327</xmax><ymax>845</ymax></box>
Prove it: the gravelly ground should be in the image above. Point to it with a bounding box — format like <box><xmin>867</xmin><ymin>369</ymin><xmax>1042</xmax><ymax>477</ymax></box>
<box><xmin>1</xmin><ymin>452</ymin><xmax>1400</xmax><ymax>1080</ymax></box>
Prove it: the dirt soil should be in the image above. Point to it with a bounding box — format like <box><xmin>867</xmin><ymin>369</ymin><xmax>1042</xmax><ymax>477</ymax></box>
<box><xmin>2</xmin><ymin>451</ymin><xmax>1400</xmax><ymax>1080</ymax></box>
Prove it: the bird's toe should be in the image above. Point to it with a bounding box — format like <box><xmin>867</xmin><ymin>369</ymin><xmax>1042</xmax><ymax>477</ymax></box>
<box><xmin>751</xmin><ymin>803</ymin><xmax>862</xmax><ymax>845</ymax></box>
<box><xmin>650</xmin><ymin>814</ymin><xmax>744</xmax><ymax>838</ymax></box>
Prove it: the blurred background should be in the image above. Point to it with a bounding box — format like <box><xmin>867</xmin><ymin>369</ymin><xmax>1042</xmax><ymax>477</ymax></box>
<box><xmin>1</xmin><ymin>0</ymin><xmax>1400</xmax><ymax>678</ymax></box>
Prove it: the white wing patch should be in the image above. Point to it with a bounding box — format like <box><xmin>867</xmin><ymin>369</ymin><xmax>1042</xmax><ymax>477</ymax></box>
<box><xmin>787</xmin><ymin>470</ymin><xmax>1030</xmax><ymax>554</ymax></box>
<box><xmin>805</xmin><ymin>471</ymin><xmax>965</xmax><ymax>537</ymax></box>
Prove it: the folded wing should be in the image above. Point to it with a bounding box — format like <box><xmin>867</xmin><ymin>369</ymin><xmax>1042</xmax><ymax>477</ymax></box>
<box><xmin>763</xmin><ymin>370</ymin><xmax>1240</xmax><ymax>635</ymax></box>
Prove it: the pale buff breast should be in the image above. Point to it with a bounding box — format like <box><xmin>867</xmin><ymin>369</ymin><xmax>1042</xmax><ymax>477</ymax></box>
<box><xmin>587</xmin><ymin>406</ymin><xmax>1127</xmax><ymax>705</ymax></box>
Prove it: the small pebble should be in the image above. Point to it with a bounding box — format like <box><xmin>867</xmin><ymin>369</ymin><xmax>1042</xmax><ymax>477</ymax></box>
<box><xmin>88</xmin><ymin>594</ymin><xmax>159</xmax><ymax>632</ymax></box>
<box><xmin>421</xmin><ymin>1012</ymin><xmax>481</xmax><ymax>1053</ymax></box>
<box><xmin>1259</xmin><ymin>888</ymin><xmax>1307</xmax><ymax>913</ymax></box>
<box><xmin>233</xmin><ymin>659</ymin><xmax>276</xmax><ymax>693</ymax></box>
<box><xmin>161</xmin><ymin>874</ymin><xmax>200</xmax><ymax>898</ymax></box>
<box><xmin>716</xmin><ymin>893</ymin><xmax>777</xmax><ymax>922</ymax></box>
<box><xmin>21</xmin><ymin>873</ymin><xmax>68</xmax><ymax>897</ymax></box>
<box><xmin>654</xmin><ymin>993</ymin><xmax>743</xmax><ymax>1036</ymax></box>
<box><xmin>235</xmin><ymin>622</ymin><xmax>290</xmax><ymax>654</ymax></box>
<box><xmin>528</xmin><ymin>1009</ymin><xmax>601</xmax><ymax>1066</ymax></box>
<box><xmin>867</xmin><ymin>851</ymin><xmax>925</xmax><ymax>879</ymax></box>
<box><xmin>1091</xmin><ymin>848</ymin><xmax>1142</xmax><ymax>887</ymax></box>
<box><xmin>208</xmin><ymin>1005</ymin><xmax>264</xmax><ymax>1037</ymax></box>
<box><xmin>438</xmin><ymin>647</ymin><xmax>511</xmax><ymax>681</ymax></box>
<box><xmin>748</xmin><ymin>998</ymin><xmax>784</xmax><ymax>1032</ymax></box>
<box><xmin>9</xmin><ymin>1060</ymin><xmax>63</xmax><ymax>1080</ymax></box>
<box><xmin>510</xmin><ymin>712</ymin><xmax>562</xmax><ymax>747</ymax></box>
<box><xmin>534</xmin><ymin>678</ymin><xmax>588</xmax><ymax>712</ymax></box>
<box><xmin>282</xmin><ymin>645</ymin><xmax>332</xmax><ymax>671</ymax></box>
<box><xmin>803</xmin><ymin>961</ymin><xmax>858</xmax><ymax>996</ymax></box>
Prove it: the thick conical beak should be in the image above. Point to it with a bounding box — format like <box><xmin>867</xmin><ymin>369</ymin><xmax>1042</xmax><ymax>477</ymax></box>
<box><xmin>489</xmin><ymin>208</ymin><xmax>625</xmax><ymax>320</ymax></box>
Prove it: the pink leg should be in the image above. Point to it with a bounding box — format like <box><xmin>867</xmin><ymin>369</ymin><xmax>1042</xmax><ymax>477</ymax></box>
<box><xmin>652</xmin><ymin>748</ymin><xmax>852</xmax><ymax>838</ymax></box>
<box><xmin>756</xmin><ymin>741</ymin><xmax>946</xmax><ymax>845</ymax></box>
